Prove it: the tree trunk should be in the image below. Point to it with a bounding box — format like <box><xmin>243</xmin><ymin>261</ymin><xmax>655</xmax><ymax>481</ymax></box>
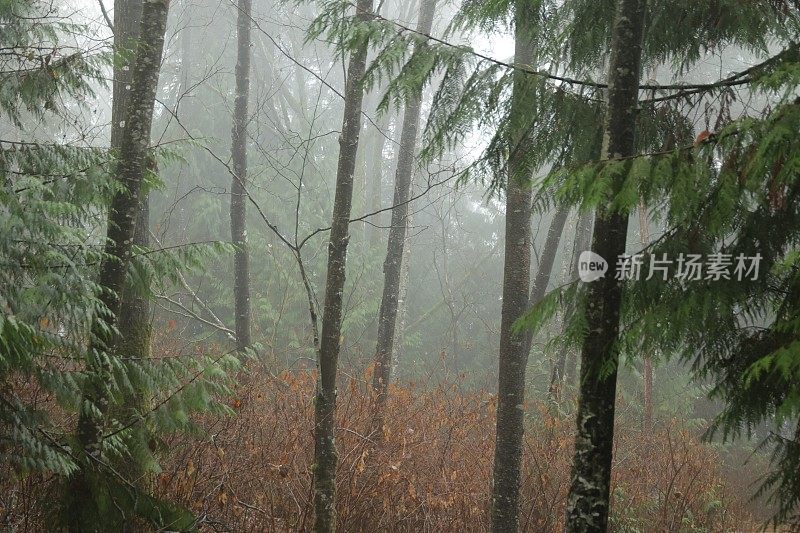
<box><xmin>643</xmin><ymin>352</ymin><xmax>653</xmax><ymax>426</ymax></box>
<box><xmin>520</xmin><ymin>204</ymin><xmax>569</xmax><ymax>404</ymax></box>
<box><xmin>523</xmin><ymin>204</ymin><xmax>570</xmax><ymax>359</ymax></box>
<box><xmin>490</xmin><ymin>1</ymin><xmax>538</xmax><ymax>529</ymax></box>
<box><xmin>118</xmin><ymin>204</ymin><xmax>152</xmax><ymax>365</ymax></box>
<box><xmin>367</xmin><ymin>111</ymin><xmax>390</xmax><ymax>247</ymax></box>
<box><xmin>230</xmin><ymin>0</ymin><xmax>253</xmax><ymax>352</ymax></box>
<box><xmin>111</xmin><ymin>0</ymin><xmax>151</xmax><ymax>488</ymax></box>
<box><xmin>549</xmin><ymin>210</ymin><xmax>593</xmax><ymax>401</ymax></box>
<box><xmin>110</xmin><ymin>0</ymin><xmax>142</xmax><ymax>148</ymax></box>
<box><xmin>371</xmin><ymin>0</ymin><xmax>436</xmax><ymax>411</ymax></box>
<box><xmin>69</xmin><ymin>0</ymin><xmax>169</xmax><ymax>526</ymax></box>
<box><xmin>392</xmin><ymin>227</ymin><xmax>412</xmax><ymax>370</ymax></box>
<box><xmin>564</xmin><ymin>0</ymin><xmax>646</xmax><ymax>530</ymax></box>
<box><xmin>313</xmin><ymin>0</ymin><xmax>373</xmax><ymax>530</ymax></box>
<box><xmin>636</xmin><ymin>201</ymin><xmax>653</xmax><ymax>428</ymax></box>
<box><xmin>355</xmin><ymin>111</ymin><xmax>370</xmax><ymax>245</ymax></box>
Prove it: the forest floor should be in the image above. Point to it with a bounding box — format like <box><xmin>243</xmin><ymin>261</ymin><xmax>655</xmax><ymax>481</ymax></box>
<box><xmin>2</xmin><ymin>364</ymin><xmax>770</xmax><ymax>531</ymax></box>
<box><xmin>153</xmin><ymin>366</ymin><xmax>765</xmax><ymax>532</ymax></box>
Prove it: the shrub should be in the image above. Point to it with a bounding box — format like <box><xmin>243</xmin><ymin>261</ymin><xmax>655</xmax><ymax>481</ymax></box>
<box><xmin>155</xmin><ymin>366</ymin><xmax>755</xmax><ymax>532</ymax></box>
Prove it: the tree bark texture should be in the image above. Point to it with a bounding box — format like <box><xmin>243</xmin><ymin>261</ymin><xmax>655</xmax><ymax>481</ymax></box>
<box><xmin>490</xmin><ymin>1</ymin><xmax>538</xmax><ymax>529</ymax></box>
<box><xmin>230</xmin><ymin>0</ymin><xmax>253</xmax><ymax>352</ymax></box>
<box><xmin>69</xmin><ymin>0</ymin><xmax>169</xmax><ymax>526</ymax></box>
<box><xmin>564</xmin><ymin>0</ymin><xmax>646</xmax><ymax>530</ymax></box>
<box><xmin>313</xmin><ymin>0</ymin><xmax>373</xmax><ymax>530</ymax></box>
<box><xmin>112</xmin><ymin>0</ymin><xmax>152</xmax><ymax>475</ymax></box>
<box><xmin>371</xmin><ymin>0</ymin><xmax>436</xmax><ymax>410</ymax></box>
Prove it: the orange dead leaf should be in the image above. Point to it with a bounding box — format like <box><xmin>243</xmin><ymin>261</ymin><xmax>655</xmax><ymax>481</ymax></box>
<box><xmin>694</xmin><ymin>129</ymin><xmax>712</xmax><ymax>146</ymax></box>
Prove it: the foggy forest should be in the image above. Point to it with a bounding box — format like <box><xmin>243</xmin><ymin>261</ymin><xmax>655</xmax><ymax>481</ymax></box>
<box><xmin>2</xmin><ymin>0</ymin><xmax>800</xmax><ymax>530</ymax></box>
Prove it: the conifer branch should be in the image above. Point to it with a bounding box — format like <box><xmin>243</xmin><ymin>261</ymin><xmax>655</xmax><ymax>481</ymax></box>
<box><xmin>367</xmin><ymin>6</ymin><xmax>797</xmax><ymax>100</ymax></box>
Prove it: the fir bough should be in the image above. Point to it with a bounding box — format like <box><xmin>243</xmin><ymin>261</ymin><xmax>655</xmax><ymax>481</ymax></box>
<box><xmin>1</xmin><ymin>1</ymin><xmax>239</xmax><ymax>528</ymax></box>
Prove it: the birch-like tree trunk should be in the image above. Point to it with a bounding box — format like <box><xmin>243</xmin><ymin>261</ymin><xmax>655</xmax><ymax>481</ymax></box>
<box><xmin>371</xmin><ymin>0</ymin><xmax>436</xmax><ymax>412</ymax></box>
<box><xmin>490</xmin><ymin>1</ymin><xmax>538</xmax><ymax>529</ymax></box>
<box><xmin>230</xmin><ymin>0</ymin><xmax>253</xmax><ymax>352</ymax></box>
<box><xmin>565</xmin><ymin>0</ymin><xmax>646</xmax><ymax>529</ymax></box>
<box><xmin>69</xmin><ymin>0</ymin><xmax>169</xmax><ymax>525</ymax></box>
<box><xmin>313</xmin><ymin>0</ymin><xmax>373</xmax><ymax>530</ymax></box>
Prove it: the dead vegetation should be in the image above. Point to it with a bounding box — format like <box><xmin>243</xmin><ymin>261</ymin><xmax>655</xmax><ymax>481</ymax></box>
<box><xmin>147</xmin><ymin>367</ymin><xmax>756</xmax><ymax>532</ymax></box>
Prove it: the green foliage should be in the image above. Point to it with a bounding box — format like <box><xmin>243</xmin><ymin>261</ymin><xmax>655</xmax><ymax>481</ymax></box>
<box><xmin>523</xmin><ymin>73</ymin><xmax>800</xmax><ymax>523</ymax></box>
<box><xmin>560</xmin><ymin>0</ymin><xmax>799</xmax><ymax>74</ymax></box>
<box><xmin>0</xmin><ymin>0</ymin><xmax>106</xmax><ymax>126</ymax></box>
<box><xmin>56</xmin><ymin>473</ymin><xmax>198</xmax><ymax>532</ymax></box>
<box><xmin>0</xmin><ymin>0</ymin><xmax>238</xmax><ymax>528</ymax></box>
<box><xmin>308</xmin><ymin>15</ymin><xmax>800</xmax><ymax>523</ymax></box>
<box><xmin>1</xmin><ymin>0</ymin><xmax>115</xmax><ymax>479</ymax></box>
<box><xmin>430</xmin><ymin>0</ymin><xmax>800</xmax><ymax>521</ymax></box>
<box><xmin>313</xmin><ymin>0</ymin><xmax>763</xmax><ymax>198</ymax></box>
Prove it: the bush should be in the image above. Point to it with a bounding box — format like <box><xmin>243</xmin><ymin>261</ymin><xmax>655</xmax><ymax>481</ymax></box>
<box><xmin>155</xmin><ymin>367</ymin><xmax>755</xmax><ymax>532</ymax></box>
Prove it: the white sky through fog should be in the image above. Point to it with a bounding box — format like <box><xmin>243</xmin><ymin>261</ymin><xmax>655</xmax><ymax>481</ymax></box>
<box><xmin>70</xmin><ymin>0</ymin><xmax>779</xmax><ymax>200</ymax></box>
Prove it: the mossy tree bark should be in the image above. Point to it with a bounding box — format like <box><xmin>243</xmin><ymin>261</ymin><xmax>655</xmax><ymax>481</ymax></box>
<box><xmin>313</xmin><ymin>0</ymin><xmax>373</xmax><ymax>530</ymax></box>
<box><xmin>564</xmin><ymin>0</ymin><xmax>646</xmax><ymax>530</ymax></box>
<box><xmin>111</xmin><ymin>0</ymin><xmax>153</xmax><ymax>489</ymax></box>
<box><xmin>68</xmin><ymin>0</ymin><xmax>169</xmax><ymax>527</ymax></box>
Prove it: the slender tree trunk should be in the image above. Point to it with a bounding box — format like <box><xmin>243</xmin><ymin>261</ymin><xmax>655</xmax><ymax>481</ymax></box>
<box><xmin>367</xmin><ymin>111</ymin><xmax>390</xmax><ymax>247</ymax></box>
<box><xmin>313</xmin><ymin>1</ymin><xmax>373</xmax><ymax>530</ymax></box>
<box><xmin>172</xmin><ymin>0</ymin><xmax>193</xmax><ymax>244</ymax></box>
<box><xmin>523</xmin><ymin>204</ymin><xmax>570</xmax><ymax>357</ymax></box>
<box><xmin>355</xmin><ymin>110</ymin><xmax>370</xmax><ymax>245</ymax></box>
<box><xmin>564</xmin><ymin>0</ymin><xmax>646</xmax><ymax>530</ymax></box>
<box><xmin>519</xmin><ymin>204</ymin><xmax>569</xmax><ymax>404</ymax></box>
<box><xmin>230</xmin><ymin>0</ymin><xmax>252</xmax><ymax>352</ymax></box>
<box><xmin>549</xmin><ymin>210</ymin><xmax>593</xmax><ymax>401</ymax></box>
<box><xmin>638</xmin><ymin>201</ymin><xmax>653</xmax><ymax>428</ymax></box>
<box><xmin>69</xmin><ymin>0</ymin><xmax>169</xmax><ymax>526</ymax></box>
<box><xmin>371</xmin><ymin>0</ymin><xmax>436</xmax><ymax>410</ymax></box>
<box><xmin>392</xmin><ymin>227</ymin><xmax>412</xmax><ymax>370</ymax></box>
<box><xmin>490</xmin><ymin>1</ymin><xmax>538</xmax><ymax>529</ymax></box>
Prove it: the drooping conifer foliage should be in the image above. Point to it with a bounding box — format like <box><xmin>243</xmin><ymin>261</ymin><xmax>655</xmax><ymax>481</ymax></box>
<box><xmin>520</xmin><ymin>7</ymin><xmax>800</xmax><ymax>529</ymax></box>
<box><xmin>4</xmin><ymin>0</ymin><xmax>800</xmax><ymax>529</ymax></box>
<box><xmin>1</xmin><ymin>0</ymin><xmax>238</xmax><ymax>529</ymax></box>
<box><xmin>1</xmin><ymin>0</ymin><xmax>111</xmax><ymax>480</ymax></box>
<box><xmin>324</xmin><ymin>0</ymin><xmax>800</xmax><ymax>525</ymax></box>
